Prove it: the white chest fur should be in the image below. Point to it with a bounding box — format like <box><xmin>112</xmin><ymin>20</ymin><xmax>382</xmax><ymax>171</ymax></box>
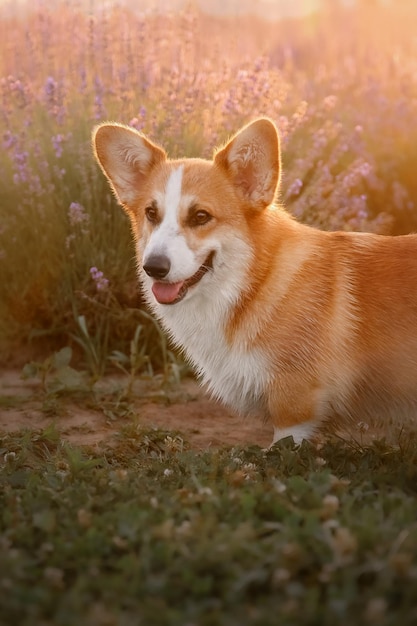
<box><xmin>144</xmin><ymin>268</ymin><xmax>271</xmax><ymax>416</ymax></box>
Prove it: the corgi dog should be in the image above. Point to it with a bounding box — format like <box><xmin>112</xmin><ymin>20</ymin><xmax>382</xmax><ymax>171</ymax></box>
<box><xmin>93</xmin><ymin>118</ymin><xmax>417</xmax><ymax>445</ymax></box>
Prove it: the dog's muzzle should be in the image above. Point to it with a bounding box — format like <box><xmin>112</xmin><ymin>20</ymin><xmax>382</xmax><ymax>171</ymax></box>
<box><xmin>146</xmin><ymin>252</ymin><xmax>215</xmax><ymax>305</ymax></box>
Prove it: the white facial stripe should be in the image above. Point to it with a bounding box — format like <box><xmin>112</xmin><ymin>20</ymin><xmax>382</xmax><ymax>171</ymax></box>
<box><xmin>151</xmin><ymin>165</ymin><xmax>184</xmax><ymax>238</ymax></box>
<box><xmin>143</xmin><ymin>165</ymin><xmax>201</xmax><ymax>282</ymax></box>
<box><xmin>147</xmin><ymin>166</ymin><xmax>184</xmax><ymax>253</ymax></box>
<box><xmin>164</xmin><ymin>165</ymin><xmax>184</xmax><ymax>228</ymax></box>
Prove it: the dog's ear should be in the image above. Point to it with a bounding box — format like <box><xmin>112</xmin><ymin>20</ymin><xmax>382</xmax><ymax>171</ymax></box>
<box><xmin>92</xmin><ymin>124</ymin><xmax>166</xmax><ymax>208</ymax></box>
<box><xmin>214</xmin><ymin>118</ymin><xmax>280</xmax><ymax>210</ymax></box>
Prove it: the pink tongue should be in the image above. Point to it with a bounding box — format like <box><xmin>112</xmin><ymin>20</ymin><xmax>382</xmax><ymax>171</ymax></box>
<box><xmin>152</xmin><ymin>281</ymin><xmax>184</xmax><ymax>304</ymax></box>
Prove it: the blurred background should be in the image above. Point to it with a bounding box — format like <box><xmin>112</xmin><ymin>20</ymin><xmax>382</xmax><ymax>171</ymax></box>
<box><xmin>1</xmin><ymin>0</ymin><xmax>416</xmax><ymax>375</ymax></box>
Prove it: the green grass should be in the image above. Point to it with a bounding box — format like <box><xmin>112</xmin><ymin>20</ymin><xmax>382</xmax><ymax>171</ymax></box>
<box><xmin>1</xmin><ymin>427</ymin><xmax>417</xmax><ymax>625</ymax></box>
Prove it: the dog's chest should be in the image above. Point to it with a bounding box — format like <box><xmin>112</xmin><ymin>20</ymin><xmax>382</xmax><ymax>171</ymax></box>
<box><xmin>158</xmin><ymin>300</ymin><xmax>271</xmax><ymax>415</ymax></box>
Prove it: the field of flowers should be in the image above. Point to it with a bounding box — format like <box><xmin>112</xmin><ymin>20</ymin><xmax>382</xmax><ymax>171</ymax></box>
<box><xmin>1</xmin><ymin>0</ymin><xmax>417</xmax><ymax>373</ymax></box>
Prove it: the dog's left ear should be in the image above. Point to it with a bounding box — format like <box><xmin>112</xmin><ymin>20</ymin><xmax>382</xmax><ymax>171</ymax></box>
<box><xmin>214</xmin><ymin>118</ymin><xmax>280</xmax><ymax>210</ymax></box>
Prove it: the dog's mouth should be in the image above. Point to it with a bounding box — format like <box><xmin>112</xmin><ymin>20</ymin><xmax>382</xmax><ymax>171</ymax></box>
<box><xmin>151</xmin><ymin>252</ymin><xmax>215</xmax><ymax>305</ymax></box>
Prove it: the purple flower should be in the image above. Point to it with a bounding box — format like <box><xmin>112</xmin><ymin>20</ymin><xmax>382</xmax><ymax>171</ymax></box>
<box><xmin>12</xmin><ymin>150</ymin><xmax>30</xmax><ymax>184</ymax></box>
<box><xmin>90</xmin><ymin>266</ymin><xmax>109</xmax><ymax>292</ymax></box>
<box><xmin>68</xmin><ymin>202</ymin><xmax>89</xmax><ymax>227</ymax></box>
<box><xmin>287</xmin><ymin>178</ymin><xmax>303</xmax><ymax>198</ymax></box>
<box><xmin>93</xmin><ymin>76</ymin><xmax>106</xmax><ymax>120</ymax></box>
<box><xmin>3</xmin><ymin>131</ymin><xmax>17</xmax><ymax>150</ymax></box>
<box><xmin>129</xmin><ymin>106</ymin><xmax>147</xmax><ymax>131</ymax></box>
<box><xmin>44</xmin><ymin>76</ymin><xmax>57</xmax><ymax>101</ymax></box>
<box><xmin>52</xmin><ymin>134</ymin><xmax>65</xmax><ymax>159</ymax></box>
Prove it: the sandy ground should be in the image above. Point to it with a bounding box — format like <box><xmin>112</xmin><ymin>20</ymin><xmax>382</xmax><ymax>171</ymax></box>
<box><xmin>0</xmin><ymin>369</ymin><xmax>272</xmax><ymax>450</ymax></box>
<box><xmin>2</xmin><ymin>367</ymin><xmax>415</xmax><ymax>451</ymax></box>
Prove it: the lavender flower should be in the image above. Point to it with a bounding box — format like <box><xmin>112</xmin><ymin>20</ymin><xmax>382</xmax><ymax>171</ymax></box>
<box><xmin>52</xmin><ymin>134</ymin><xmax>65</xmax><ymax>159</ymax></box>
<box><xmin>129</xmin><ymin>106</ymin><xmax>147</xmax><ymax>131</ymax></box>
<box><xmin>12</xmin><ymin>150</ymin><xmax>30</xmax><ymax>184</ymax></box>
<box><xmin>68</xmin><ymin>202</ymin><xmax>89</xmax><ymax>227</ymax></box>
<box><xmin>90</xmin><ymin>266</ymin><xmax>109</xmax><ymax>292</ymax></box>
<box><xmin>93</xmin><ymin>76</ymin><xmax>106</xmax><ymax>120</ymax></box>
<box><xmin>44</xmin><ymin>76</ymin><xmax>58</xmax><ymax>102</ymax></box>
<box><xmin>287</xmin><ymin>178</ymin><xmax>303</xmax><ymax>198</ymax></box>
<box><xmin>3</xmin><ymin>131</ymin><xmax>17</xmax><ymax>151</ymax></box>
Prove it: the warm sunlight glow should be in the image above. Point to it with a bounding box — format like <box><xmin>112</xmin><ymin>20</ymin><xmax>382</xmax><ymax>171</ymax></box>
<box><xmin>1</xmin><ymin>0</ymin><xmax>417</xmax><ymax>347</ymax></box>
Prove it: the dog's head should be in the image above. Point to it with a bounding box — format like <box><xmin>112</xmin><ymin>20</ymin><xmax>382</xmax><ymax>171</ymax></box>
<box><xmin>92</xmin><ymin>118</ymin><xmax>281</xmax><ymax>307</ymax></box>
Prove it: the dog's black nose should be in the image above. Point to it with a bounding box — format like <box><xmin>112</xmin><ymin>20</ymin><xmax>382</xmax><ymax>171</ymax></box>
<box><xmin>143</xmin><ymin>254</ymin><xmax>171</xmax><ymax>279</ymax></box>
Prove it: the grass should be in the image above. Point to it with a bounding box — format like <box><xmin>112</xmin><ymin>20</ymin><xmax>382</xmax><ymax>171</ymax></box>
<box><xmin>1</xmin><ymin>427</ymin><xmax>417</xmax><ymax>625</ymax></box>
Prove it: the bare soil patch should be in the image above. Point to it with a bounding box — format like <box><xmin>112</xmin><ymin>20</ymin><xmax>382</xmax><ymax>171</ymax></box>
<box><xmin>2</xmin><ymin>368</ymin><xmax>415</xmax><ymax>451</ymax></box>
<box><xmin>0</xmin><ymin>369</ymin><xmax>272</xmax><ymax>449</ymax></box>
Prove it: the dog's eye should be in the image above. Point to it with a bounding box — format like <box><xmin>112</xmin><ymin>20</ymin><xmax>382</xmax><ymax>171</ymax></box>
<box><xmin>189</xmin><ymin>209</ymin><xmax>212</xmax><ymax>227</ymax></box>
<box><xmin>145</xmin><ymin>204</ymin><xmax>159</xmax><ymax>224</ymax></box>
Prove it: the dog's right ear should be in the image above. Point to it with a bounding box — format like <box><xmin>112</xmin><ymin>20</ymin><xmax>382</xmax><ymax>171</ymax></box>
<box><xmin>92</xmin><ymin>124</ymin><xmax>166</xmax><ymax>208</ymax></box>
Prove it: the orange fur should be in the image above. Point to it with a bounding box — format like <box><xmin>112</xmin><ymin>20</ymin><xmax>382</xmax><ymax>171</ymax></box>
<box><xmin>93</xmin><ymin>118</ymin><xmax>417</xmax><ymax>444</ymax></box>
